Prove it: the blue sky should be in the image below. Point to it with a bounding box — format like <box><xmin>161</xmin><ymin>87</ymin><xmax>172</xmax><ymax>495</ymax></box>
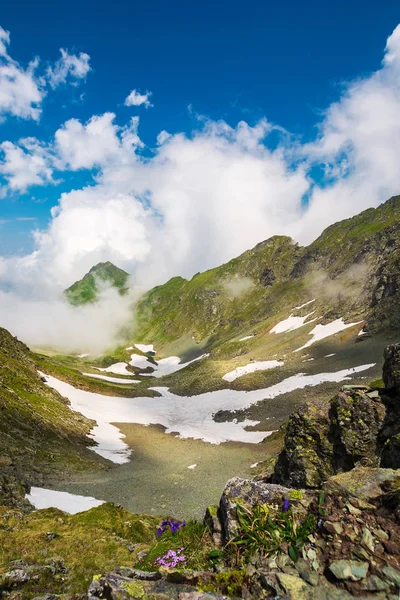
<box><xmin>0</xmin><ymin>0</ymin><xmax>400</xmax><ymax>282</ymax></box>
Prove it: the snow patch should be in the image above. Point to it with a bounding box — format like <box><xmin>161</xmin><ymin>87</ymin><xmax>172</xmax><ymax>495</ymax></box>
<box><xmin>130</xmin><ymin>354</ymin><xmax>154</xmax><ymax>369</ymax></box>
<box><xmin>77</xmin><ymin>353</ymin><xmax>89</xmax><ymax>358</ymax></box>
<box><xmin>187</xmin><ymin>464</ymin><xmax>197</xmax><ymax>470</ymax></box>
<box><xmin>325</xmin><ymin>353</ymin><xmax>336</xmax><ymax>358</ymax></box>
<box><xmin>222</xmin><ymin>360</ymin><xmax>284</xmax><ymax>382</ymax></box>
<box><xmin>295</xmin><ymin>319</ymin><xmax>364</xmax><ymax>352</ymax></box>
<box><xmin>135</xmin><ymin>343</ymin><xmax>155</xmax><ymax>353</ymax></box>
<box><xmin>97</xmin><ymin>362</ymin><xmax>132</xmax><ymax>375</ymax></box>
<box><xmin>83</xmin><ymin>373</ymin><xmax>139</xmax><ymax>384</ymax></box>
<box><xmin>239</xmin><ymin>335</ymin><xmax>254</xmax><ymax>341</ymax></box>
<box><xmin>270</xmin><ymin>312</ymin><xmax>317</xmax><ymax>334</ymax></box>
<box><xmin>295</xmin><ymin>299</ymin><xmax>315</xmax><ymax>310</ymax></box>
<box><xmin>26</xmin><ymin>487</ymin><xmax>104</xmax><ymax>514</ymax></box>
<box><xmin>130</xmin><ymin>353</ymin><xmax>209</xmax><ymax>378</ymax></box>
<box><xmin>41</xmin><ymin>363</ymin><xmax>375</xmax><ymax>460</ymax></box>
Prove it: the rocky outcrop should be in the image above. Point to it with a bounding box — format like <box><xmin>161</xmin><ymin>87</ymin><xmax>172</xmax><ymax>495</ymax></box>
<box><xmin>382</xmin><ymin>343</ymin><xmax>400</xmax><ymax>391</ymax></box>
<box><xmin>271</xmin><ymin>344</ymin><xmax>400</xmax><ymax>489</ymax></box>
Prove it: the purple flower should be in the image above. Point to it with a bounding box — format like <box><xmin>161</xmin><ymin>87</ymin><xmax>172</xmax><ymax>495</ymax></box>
<box><xmin>155</xmin><ymin>547</ymin><xmax>187</xmax><ymax>569</ymax></box>
<box><xmin>283</xmin><ymin>498</ymin><xmax>290</xmax><ymax>512</ymax></box>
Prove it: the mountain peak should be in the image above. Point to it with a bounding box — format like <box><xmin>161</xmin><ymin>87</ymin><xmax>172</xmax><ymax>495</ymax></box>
<box><xmin>64</xmin><ymin>262</ymin><xmax>129</xmax><ymax>306</ymax></box>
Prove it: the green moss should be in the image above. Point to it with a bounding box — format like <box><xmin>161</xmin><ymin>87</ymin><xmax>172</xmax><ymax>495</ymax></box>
<box><xmin>215</xmin><ymin>570</ymin><xmax>246</xmax><ymax>596</ymax></box>
<box><xmin>288</xmin><ymin>490</ymin><xmax>303</xmax><ymax>501</ymax></box>
<box><xmin>121</xmin><ymin>581</ymin><xmax>145</xmax><ymax>597</ymax></box>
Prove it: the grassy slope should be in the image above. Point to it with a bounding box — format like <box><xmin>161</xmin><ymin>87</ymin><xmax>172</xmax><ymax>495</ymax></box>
<box><xmin>0</xmin><ymin>502</ymin><xmax>213</xmax><ymax>598</ymax></box>
<box><xmin>64</xmin><ymin>261</ymin><xmax>129</xmax><ymax>306</ymax></box>
<box><xmin>0</xmin><ymin>328</ymin><xmax>107</xmax><ymax>501</ymax></box>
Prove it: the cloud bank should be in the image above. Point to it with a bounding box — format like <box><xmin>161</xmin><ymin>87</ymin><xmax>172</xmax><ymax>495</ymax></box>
<box><xmin>0</xmin><ymin>24</ymin><xmax>400</xmax><ymax>350</ymax></box>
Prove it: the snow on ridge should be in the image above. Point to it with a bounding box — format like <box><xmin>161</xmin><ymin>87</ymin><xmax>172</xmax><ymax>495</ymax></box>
<box><xmin>295</xmin><ymin>319</ymin><xmax>364</xmax><ymax>352</ymax></box>
<box><xmin>222</xmin><ymin>360</ymin><xmax>284</xmax><ymax>382</ymax></box>
<box><xmin>270</xmin><ymin>311</ymin><xmax>317</xmax><ymax>334</ymax></box>
<box><xmin>82</xmin><ymin>373</ymin><xmax>139</xmax><ymax>384</ymax></box>
<box><xmin>26</xmin><ymin>487</ymin><xmax>104</xmax><ymax>514</ymax></box>
<box><xmin>295</xmin><ymin>299</ymin><xmax>315</xmax><ymax>310</ymax></box>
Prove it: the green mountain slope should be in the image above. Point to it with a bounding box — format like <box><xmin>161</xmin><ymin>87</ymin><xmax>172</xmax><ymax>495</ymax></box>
<box><xmin>0</xmin><ymin>327</ymin><xmax>105</xmax><ymax>507</ymax></box>
<box><xmin>134</xmin><ymin>195</ymin><xmax>400</xmax><ymax>352</ymax></box>
<box><xmin>64</xmin><ymin>261</ymin><xmax>129</xmax><ymax>306</ymax></box>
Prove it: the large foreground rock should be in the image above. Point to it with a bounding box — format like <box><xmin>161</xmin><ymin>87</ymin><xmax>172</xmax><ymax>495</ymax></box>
<box><xmin>218</xmin><ymin>477</ymin><xmax>292</xmax><ymax>541</ymax></box>
<box><xmin>272</xmin><ymin>343</ymin><xmax>400</xmax><ymax>488</ymax></box>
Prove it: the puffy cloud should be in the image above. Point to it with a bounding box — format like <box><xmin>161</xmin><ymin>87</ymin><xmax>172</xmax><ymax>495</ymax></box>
<box><xmin>125</xmin><ymin>89</ymin><xmax>153</xmax><ymax>108</ymax></box>
<box><xmin>46</xmin><ymin>48</ymin><xmax>91</xmax><ymax>89</ymax></box>
<box><xmin>54</xmin><ymin>113</ymin><xmax>143</xmax><ymax>170</ymax></box>
<box><xmin>0</xmin><ymin>25</ymin><xmax>44</xmax><ymax>121</ymax></box>
<box><xmin>293</xmin><ymin>23</ymin><xmax>400</xmax><ymax>239</ymax></box>
<box><xmin>0</xmin><ymin>138</ymin><xmax>55</xmax><ymax>192</ymax></box>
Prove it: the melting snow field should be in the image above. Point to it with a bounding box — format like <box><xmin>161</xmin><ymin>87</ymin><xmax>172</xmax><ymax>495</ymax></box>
<box><xmin>42</xmin><ymin>362</ymin><xmax>375</xmax><ymax>464</ymax></box>
<box><xmin>270</xmin><ymin>312</ymin><xmax>317</xmax><ymax>334</ymax></box>
<box><xmin>222</xmin><ymin>360</ymin><xmax>284</xmax><ymax>382</ymax></box>
<box><xmin>83</xmin><ymin>373</ymin><xmax>139</xmax><ymax>384</ymax></box>
<box><xmin>26</xmin><ymin>487</ymin><xmax>104</xmax><ymax>514</ymax></box>
<box><xmin>295</xmin><ymin>319</ymin><xmax>363</xmax><ymax>352</ymax></box>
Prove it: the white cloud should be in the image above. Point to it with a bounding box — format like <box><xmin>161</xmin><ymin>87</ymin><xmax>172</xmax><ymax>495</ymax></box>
<box><xmin>0</xmin><ymin>25</ymin><xmax>44</xmax><ymax>121</ymax></box>
<box><xmin>0</xmin><ymin>138</ymin><xmax>55</xmax><ymax>192</ymax></box>
<box><xmin>0</xmin><ymin>25</ymin><xmax>91</xmax><ymax>123</ymax></box>
<box><xmin>125</xmin><ymin>89</ymin><xmax>153</xmax><ymax>108</ymax></box>
<box><xmin>47</xmin><ymin>48</ymin><xmax>91</xmax><ymax>89</ymax></box>
<box><xmin>0</xmin><ymin>113</ymin><xmax>143</xmax><ymax>194</ymax></box>
<box><xmin>0</xmin><ymin>25</ymin><xmax>10</xmax><ymax>57</ymax></box>
<box><xmin>54</xmin><ymin>113</ymin><xmax>143</xmax><ymax>170</ymax></box>
<box><xmin>156</xmin><ymin>130</ymin><xmax>171</xmax><ymax>145</ymax></box>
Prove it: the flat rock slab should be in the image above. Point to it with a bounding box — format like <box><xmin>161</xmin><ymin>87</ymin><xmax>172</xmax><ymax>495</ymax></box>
<box><xmin>324</xmin><ymin>466</ymin><xmax>400</xmax><ymax>500</ymax></box>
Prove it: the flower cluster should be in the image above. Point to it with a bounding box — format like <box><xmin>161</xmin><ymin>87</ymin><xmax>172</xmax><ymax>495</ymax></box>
<box><xmin>155</xmin><ymin>547</ymin><xmax>186</xmax><ymax>568</ymax></box>
<box><xmin>157</xmin><ymin>518</ymin><xmax>186</xmax><ymax>536</ymax></box>
<box><xmin>282</xmin><ymin>498</ymin><xmax>290</xmax><ymax>512</ymax></box>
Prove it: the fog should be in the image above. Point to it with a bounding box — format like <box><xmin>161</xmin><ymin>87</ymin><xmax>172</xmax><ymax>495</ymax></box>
<box><xmin>0</xmin><ymin>286</ymin><xmax>137</xmax><ymax>354</ymax></box>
